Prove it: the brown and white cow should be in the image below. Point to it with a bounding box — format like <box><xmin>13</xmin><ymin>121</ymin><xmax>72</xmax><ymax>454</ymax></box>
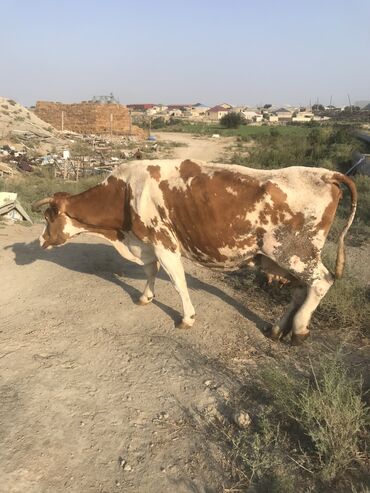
<box><xmin>32</xmin><ymin>159</ymin><xmax>357</xmax><ymax>345</ymax></box>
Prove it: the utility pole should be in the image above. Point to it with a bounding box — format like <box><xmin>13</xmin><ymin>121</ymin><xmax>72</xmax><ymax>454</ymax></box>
<box><xmin>347</xmin><ymin>94</ymin><xmax>352</xmax><ymax>112</ymax></box>
<box><xmin>61</xmin><ymin>111</ymin><xmax>64</xmax><ymax>132</ymax></box>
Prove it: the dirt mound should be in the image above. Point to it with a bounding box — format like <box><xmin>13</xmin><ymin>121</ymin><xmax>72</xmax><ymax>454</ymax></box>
<box><xmin>0</xmin><ymin>97</ymin><xmax>57</xmax><ymax>139</ymax></box>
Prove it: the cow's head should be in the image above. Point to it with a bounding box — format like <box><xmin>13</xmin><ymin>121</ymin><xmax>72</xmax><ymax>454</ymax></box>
<box><xmin>32</xmin><ymin>193</ymin><xmax>84</xmax><ymax>249</ymax></box>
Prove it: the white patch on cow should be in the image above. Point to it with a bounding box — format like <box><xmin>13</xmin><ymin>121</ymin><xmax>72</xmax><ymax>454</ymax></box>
<box><xmin>289</xmin><ymin>255</ymin><xmax>305</xmax><ymax>273</ymax></box>
<box><xmin>293</xmin><ymin>272</ymin><xmax>333</xmax><ymax>334</ymax></box>
<box><xmin>312</xmin><ymin>230</ymin><xmax>326</xmax><ymax>250</ymax></box>
<box><xmin>39</xmin><ymin>225</ymin><xmax>47</xmax><ymax>247</ymax></box>
<box><xmin>86</xmin><ymin>231</ymin><xmax>155</xmax><ymax>266</ymax></box>
<box><xmin>226</xmin><ymin>186</ymin><xmax>238</xmax><ymax>196</ymax></box>
<box><xmin>63</xmin><ymin>217</ymin><xmax>87</xmax><ymax>237</ymax></box>
<box><xmin>262</xmin><ymin>230</ymin><xmax>281</xmax><ymax>256</ymax></box>
<box><xmin>266</xmin><ymin>167</ymin><xmax>334</xmax><ymax>226</ymax></box>
<box><xmin>154</xmin><ymin>247</ymin><xmax>195</xmax><ymax>325</ymax></box>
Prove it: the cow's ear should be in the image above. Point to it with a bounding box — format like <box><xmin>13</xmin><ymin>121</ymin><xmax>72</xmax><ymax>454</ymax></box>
<box><xmin>53</xmin><ymin>192</ymin><xmax>70</xmax><ymax>214</ymax></box>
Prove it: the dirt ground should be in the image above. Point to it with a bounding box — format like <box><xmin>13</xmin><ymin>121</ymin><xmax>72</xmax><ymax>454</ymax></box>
<box><xmin>156</xmin><ymin>131</ymin><xmax>233</xmax><ymax>162</ymax></box>
<box><xmin>1</xmin><ymin>222</ymin><xmax>277</xmax><ymax>493</ymax></box>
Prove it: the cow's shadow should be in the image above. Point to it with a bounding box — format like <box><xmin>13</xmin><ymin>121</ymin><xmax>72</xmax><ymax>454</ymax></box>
<box><xmin>6</xmin><ymin>239</ymin><xmax>268</xmax><ymax>332</ymax></box>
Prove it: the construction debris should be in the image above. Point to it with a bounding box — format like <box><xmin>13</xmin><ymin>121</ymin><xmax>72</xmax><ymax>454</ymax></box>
<box><xmin>0</xmin><ymin>192</ymin><xmax>32</xmax><ymax>223</ymax></box>
<box><xmin>0</xmin><ymin>98</ymin><xmax>164</xmax><ymax>181</ymax></box>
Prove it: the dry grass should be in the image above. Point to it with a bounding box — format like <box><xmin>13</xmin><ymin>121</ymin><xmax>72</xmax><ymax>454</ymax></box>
<box><xmin>0</xmin><ymin>169</ymin><xmax>105</xmax><ymax>221</ymax></box>
<box><xmin>262</xmin><ymin>354</ymin><xmax>369</xmax><ymax>481</ymax></box>
<box><xmin>228</xmin><ymin>353</ymin><xmax>369</xmax><ymax>492</ymax></box>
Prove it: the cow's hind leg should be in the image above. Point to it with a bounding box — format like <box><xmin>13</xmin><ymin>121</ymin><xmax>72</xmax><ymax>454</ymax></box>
<box><xmin>291</xmin><ymin>263</ymin><xmax>334</xmax><ymax>345</ymax></box>
<box><xmin>137</xmin><ymin>260</ymin><xmax>160</xmax><ymax>305</ymax></box>
<box><xmin>268</xmin><ymin>284</ymin><xmax>307</xmax><ymax>340</ymax></box>
<box><xmin>155</xmin><ymin>249</ymin><xmax>195</xmax><ymax>329</ymax></box>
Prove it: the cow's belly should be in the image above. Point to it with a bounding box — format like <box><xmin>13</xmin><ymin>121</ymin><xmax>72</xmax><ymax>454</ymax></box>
<box><xmin>180</xmin><ymin>241</ymin><xmax>258</xmax><ymax>270</ymax></box>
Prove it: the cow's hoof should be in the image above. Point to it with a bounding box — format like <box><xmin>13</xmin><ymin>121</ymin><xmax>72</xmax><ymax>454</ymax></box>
<box><xmin>265</xmin><ymin>324</ymin><xmax>282</xmax><ymax>341</ymax></box>
<box><xmin>291</xmin><ymin>332</ymin><xmax>310</xmax><ymax>346</ymax></box>
<box><xmin>176</xmin><ymin>318</ymin><xmax>194</xmax><ymax>330</ymax></box>
<box><xmin>135</xmin><ymin>296</ymin><xmax>154</xmax><ymax>306</ymax></box>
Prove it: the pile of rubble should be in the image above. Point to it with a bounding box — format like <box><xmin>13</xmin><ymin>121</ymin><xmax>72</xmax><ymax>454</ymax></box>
<box><xmin>0</xmin><ymin>144</ymin><xmax>34</xmax><ymax>175</ymax></box>
<box><xmin>0</xmin><ymin>98</ymin><xmax>159</xmax><ymax>180</ymax></box>
<box><xmin>0</xmin><ymin>134</ymin><xmax>159</xmax><ymax>180</ymax></box>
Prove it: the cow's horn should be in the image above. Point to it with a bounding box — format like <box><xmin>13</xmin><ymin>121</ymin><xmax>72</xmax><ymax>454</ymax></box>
<box><xmin>31</xmin><ymin>197</ymin><xmax>53</xmax><ymax>212</ymax></box>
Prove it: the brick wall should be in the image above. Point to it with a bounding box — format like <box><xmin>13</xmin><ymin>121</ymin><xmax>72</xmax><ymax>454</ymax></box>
<box><xmin>35</xmin><ymin>101</ymin><xmax>144</xmax><ymax>137</ymax></box>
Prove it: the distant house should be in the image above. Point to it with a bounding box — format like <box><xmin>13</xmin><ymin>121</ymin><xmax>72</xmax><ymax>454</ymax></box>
<box><xmin>241</xmin><ymin>109</ymin><xmax>263</xmax><ymax>123</ymax></box>
<box><xmin>206</xmin><ymin>105</ymin><xmax>231</xmax><ymax>121</ymax></box>
<box><xmin>189</xmin><ymin>103</ymin><xmax>210</xmax><ymax>117</ymax></box>
<box><xmin>292</xmin><ymin>109</ymin><xmax>314</xmax><ymax>122</ymax></box>
<box><xmin>168</xmin><ymin>108</ymin><xmax>184</xmax><ymax>117</ymax></box>
<box><xmin>275</xmin><ymin>108</ymin><xmax>293</xmax><ymax>122</ymax></box>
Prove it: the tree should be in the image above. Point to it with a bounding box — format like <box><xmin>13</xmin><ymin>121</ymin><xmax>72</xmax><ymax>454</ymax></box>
<box><xmin>312</xmin><ymin>104</ymin><xmax>325</xmax><ymax>112</ymax></box>
<box><xmin>220</xmin><ymin>111</ymin><xmax>246</xmax><ymax>128</ymax></box>
<box><xmin>263</xmin><ymin>104</ymin><xmax>272</xmax><ymax>109</ymax></box>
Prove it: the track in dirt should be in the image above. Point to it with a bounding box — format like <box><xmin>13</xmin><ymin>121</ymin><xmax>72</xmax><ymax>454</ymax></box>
<box><xmin>156</xmin><ymin>131</ymin><xmax>234</xmax><ymax>162</ymax></box>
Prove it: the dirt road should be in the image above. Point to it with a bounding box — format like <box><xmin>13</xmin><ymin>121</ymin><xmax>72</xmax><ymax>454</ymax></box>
<box><xmin>0</xmin><ymin>223</ymin><xmax>274</xmax><ymax>493</ymax></box>
<box><xmin>156</xmin><ymin>132</ymin><xmax>234</xmax><ymax>162</ymax></box>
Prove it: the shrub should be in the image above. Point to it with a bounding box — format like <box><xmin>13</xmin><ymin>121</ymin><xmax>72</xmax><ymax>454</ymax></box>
<box><xmin>150</xmin><ymin>116</ymin><xmax>166</xmax><ymax>129</ymax></box>
<box><xmin>220</xmin><ymin>111</ymin><xmax>246</xmax><ymax>128</ymax></box>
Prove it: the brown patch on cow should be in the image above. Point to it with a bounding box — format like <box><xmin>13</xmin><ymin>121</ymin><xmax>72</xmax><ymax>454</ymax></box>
<box><xmin>147</xmin><ymin>165</ymin><xmax>161</xmax><ymax>182</ymax></box>
<box><xmin>158</xmin><ymin>168</ymin><xmax>264</xmax><ymax>264</ymax></box>
<box><xmin>259</xmin><ymin>182</ymin><xmax>305</xmax><ymax>231</ymax></box>
<box><xmin>315</xmin><ymin>183</ymin><xmax>342</xmax><ymax>235</ymax></box>
<box><xmin>40</xmin><ymin>177</ymin><xmax>131</xmax><ymax>248</ymax></box>
<box><xmin>130</xmin><ymin>207</ymin><xmax>177</xmax><ymax>252</ymax></box>
<box><xmin>179</xmin><ymin>160</ymin><xmax>202</xmax><ymax>182</ymax></box>
<box><xmin>63</xmin><ymin>176</ymin><xmax>131</xmax><ymax>231</ymax></box>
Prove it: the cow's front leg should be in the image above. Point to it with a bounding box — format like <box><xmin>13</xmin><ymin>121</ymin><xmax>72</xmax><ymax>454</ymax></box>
<box><xmin>156</xmin><ymin>249</ymin><xmax>195</xmax><ymax>329</ymax></box>
<box><xmin>137</xmin><ymin>260</ymin><xmax>160</xmax><ymax>305</ymax></box>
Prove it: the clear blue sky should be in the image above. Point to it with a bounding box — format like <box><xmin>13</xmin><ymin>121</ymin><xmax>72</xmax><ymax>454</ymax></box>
<box><xmin>1</xmin><ymin>0</ymin><xmax>369</xmax><ymax>107</ymax></box>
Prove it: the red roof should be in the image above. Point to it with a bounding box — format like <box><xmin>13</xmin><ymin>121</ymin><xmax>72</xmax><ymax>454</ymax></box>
<box><xmin>208</xmin><ymin>105</ymin><xmax>230</xmax><ymax>112</ymax></box>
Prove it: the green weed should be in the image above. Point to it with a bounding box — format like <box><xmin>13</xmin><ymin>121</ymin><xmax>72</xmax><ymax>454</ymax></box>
<box><xmin>262</xmin><ymin>354</ymin><xmax>369</xmax><ymax>481</ymax></box>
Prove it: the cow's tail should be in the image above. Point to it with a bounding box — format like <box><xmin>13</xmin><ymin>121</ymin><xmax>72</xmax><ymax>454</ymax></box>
<box><xmin>331</xmin><ymin>173</ymin><xmax>357</xmax><ymax>279</ymax></box>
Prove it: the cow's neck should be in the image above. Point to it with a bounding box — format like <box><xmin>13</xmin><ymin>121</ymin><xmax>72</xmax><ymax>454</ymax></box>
<box><xmin>64</xmin><ymin>176</ymin><xmax>130</xmax><ymax>231</ymax></box>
